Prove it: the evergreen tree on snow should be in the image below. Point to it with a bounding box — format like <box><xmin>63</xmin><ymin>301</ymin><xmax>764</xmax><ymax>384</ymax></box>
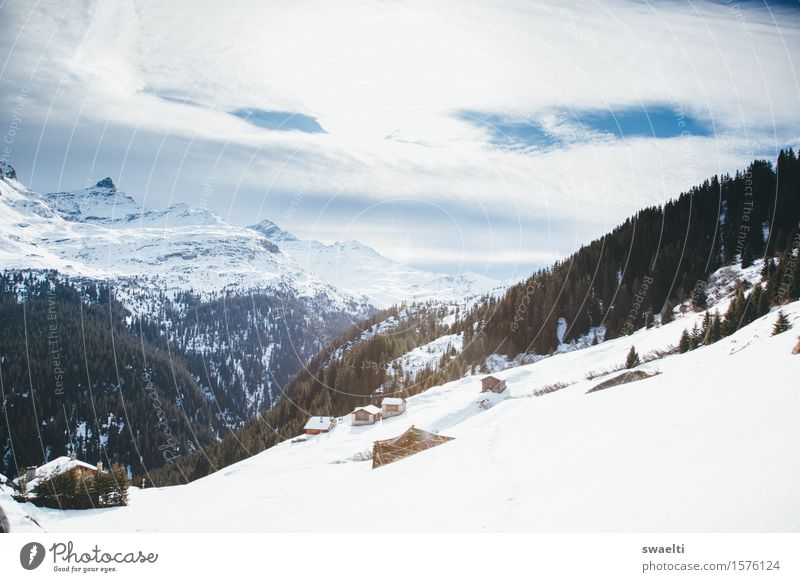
<box><xmin>625</xmin><ymin>346</ymin><xmax>640</xmax><ymax>369</ymax></box>
<box><xmin>692</xmin><ymin>284</ymin><xmax>708</xmax><ymax>311</ymax></box>
<box><xmin>722</xmin><ymin>289</ymin><xmax>746</xmax><ymax>337</ymax></box>
<box><xmin>678</xmin><ymin>329</ymin><xmax>692</xmax><ymax>353</ymax></box>
<box><xmin>704</xmin><ymin>311</ymin><xmax>722</xmax><ymax>345</ymax></box>
<box><xmin>660</xmin><ymin>300</ymin><xmax>674</xmax><ymax>325</ymax></box>
<box><xmin>690</xmin><ymin>322</ymin><xmax>702</xmax><ymax>349</ymax></box>
<box><xmin>644</xmin><ymin>306</ymin><xmax>654</xmax><ymax>329</ymax></box>
<box><xmin>772</xmin><ymin>310</ymin><xmax>792</xmax><ymax>335</ymax></box>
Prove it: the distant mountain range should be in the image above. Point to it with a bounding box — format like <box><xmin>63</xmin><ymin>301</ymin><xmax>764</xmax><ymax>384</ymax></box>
<box><xmin>249</xmin><ymin>219</ymin><xmax>503</xmax><ymax>307</ymax></box>
<box><xmin>0</xmin><ymin>164</ymin><xmax>504</xmax><ymax>312</ymax></box>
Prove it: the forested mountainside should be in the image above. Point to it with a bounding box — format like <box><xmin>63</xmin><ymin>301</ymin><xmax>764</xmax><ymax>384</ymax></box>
<box><xmin>0</xmin><ymin>273</ymin><xmax>362</xmax><ymax>480</ymax></box>
<box><xmin>147</xmin><ymin>302</ymin><xmax>455</xmax><ymax>484</ymax></box>
<box><xmin>149</xmin><ymin>149</ymin><xmax>800</xmax><ymax>486</ymax></box>
<box><xmin>462</xmin><ymin>150</ymin><xmax>800</xmax><ymax>357</ymax></box>
<box><xmin>0</xmin><ymin>274</ymin><xmax>215</xmax><ymax>478</ymax></box>
<box><xmin>130</xmin><ymin>290</ymin><xmax>359</xmax><ymax>419</ymax></box>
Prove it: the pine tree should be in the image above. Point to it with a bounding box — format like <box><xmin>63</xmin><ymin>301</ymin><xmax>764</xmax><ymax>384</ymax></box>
<box><xmin>625</xmin><ymin>346</ymin><xmax>640</xmax><ymax>369</ymax></box>
<box><xmin>722</xmin><ymin>289</ymin><xmax>745</xmax><ymax>337</ymax></box>
<box><xmin>704</xmin><ymin>311</ymin><xmax>722</xmax><ymax>344</ymax></box>
<box><xmin>106</xmin><ymin>463</ymin><xmax>130</xmax><ymax>506</ymax></box>
<box><xmin>761</xmin><ymin>259</ymin><xmax>774</xmax><ymax>280</ymax></box>
<box><xmin>700</xmin><ymin>311</ymin><xmax>711</xmax><ymax>341</ymax></box>
<box><xmin>692</xmin><ymin>284</ymin><xmax>708</xmax><ymax>311</ymax></box>
<box><xmin>660</xmin><ymin>300</ymin><xmax>674</xmax><ymax>325</ymax></box>
<box><xmin>757</xmin><ymin>284</ymin><xmax>770</xmax><ymax>317</ymax></box>
<box><xmin>679</xmin><ymin>329</ymin><xmax>691</xmax><ymax>353</ymax></box>
<box><xmin>741</xmin><ymin>245</ymin><xmax>754</xmax><ymax>268</ymax></box>
<box><xmin>772</xmin><ymin>310</ymin><xmax>791</xmax><ymax>335</ymax></box>
<box><xmin>690</xmin><ymin>322</ymin><xmax>702</xmax><ymax>349</ymax></box>
<box><xmin>644</xmin><ymin>306</ymin><xmax>654</xmax><ymax>329</ymax></box>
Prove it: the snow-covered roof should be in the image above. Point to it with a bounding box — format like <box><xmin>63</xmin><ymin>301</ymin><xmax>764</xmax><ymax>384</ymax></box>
<box><xmin>382</xmin><ymin>397</ymin><xmax>405</xmax><ymax>406</ymax></box>
<box><xmin>12</xmin><ymin>456</ymin><xmax>98</xmax><ymax>492</ymax></box>
<box><xmin>353</xmin><ymin>405</ymin><xmax>381</xmax><ymax>415</ymax></box>
<box><xmin>36</xmin><ymin>456</ymin><xmax>97</xmax><ymax>476</ymax></box>
<box><xmin>304</xmin><ymin>416</ymin><xmax>334</xmax><ymax>431</ymax></box>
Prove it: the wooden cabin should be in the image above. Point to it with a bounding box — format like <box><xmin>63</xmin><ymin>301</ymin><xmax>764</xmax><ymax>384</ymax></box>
<box><xmin>303</xmin><ymin>416</ymin><xmax>336</xmax><ymax>435</ymax></box>
<box><xmin>351</xmin><ymin>405</ymin><xmax>382</xmax><ymax>426</ymax></box>
<box><xmin>481</xmin><ymin>375</ymin><xmax>507</xmax><ymax>394</ymax></box>
<box><xmin>381</xmin><ymin>397</ymin><xmax>407</xmax><ymax>418</ymax></box>
<box><xmin>16</xmin><ymin>453</ymin><xmax>100</xmax><ymax>492</ymax></box>
<box><xmin>372</xmin><ymin>425</ymin><xmax>454</xmax><ymax>468</ymax></box>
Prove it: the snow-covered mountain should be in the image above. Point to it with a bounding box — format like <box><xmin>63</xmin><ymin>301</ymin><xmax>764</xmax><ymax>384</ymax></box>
<box><xmin>250</xmin><ymin>219</ymin><xmax>505</xmax><ymax>307</ymax></box>
<box><xmin>0</xmin><ymin>166</ymin><xmax>504</xmax><ymax>313</ymax></box>
<box><xmin>4</xmin><ymin>268</ymin><xmax>797</xmax><ymax>532</ymax></box>
<box><xmin>0</xmin><ymin>170</ymin><xmax>359</xmax><ymax>314</ymax></box>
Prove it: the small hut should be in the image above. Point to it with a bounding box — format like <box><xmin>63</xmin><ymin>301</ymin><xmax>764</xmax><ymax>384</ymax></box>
<box><xmin>372</xmin><ymin>425</ymin><xmax>454</xmax><ymax>468</ymax></box>
<box><xmin>303</xmin><ymin>416</ymin><xmax>336</xmax><ymax>435</ymax></box>
<box><xmin>381</xmin><ymin>397</ymin><xmax>407</xmax><ymax>418</ymax></box>
<box><xmin>351</xmin><ymin>405</ymin><xmax>382</xmax><ymax>426</ymax></box>
<box><xmin>480</xmin><ymin>375</ymin><xmax>507</xmax><ymax>394</ymax></box>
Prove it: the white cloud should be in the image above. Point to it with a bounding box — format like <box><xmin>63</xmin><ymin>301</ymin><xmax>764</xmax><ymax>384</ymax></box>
<box><xmin>1</xmin><ymin>0</ymin><xmax>798</xmax><ymax>276</ymax></box>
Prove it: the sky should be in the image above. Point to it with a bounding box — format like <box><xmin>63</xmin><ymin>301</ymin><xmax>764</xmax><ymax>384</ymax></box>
<box><xmin>1</xmin><ymin>0</ymin><xmax>799</xmax><ymax>280</ymax></box>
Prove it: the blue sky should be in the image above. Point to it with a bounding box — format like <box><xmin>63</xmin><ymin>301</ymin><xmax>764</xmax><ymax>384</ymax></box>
<box><xmin>1</xmin><ymin>0</ymin><xmax>798</xmax><ymax>280</ymax></box>
<box><xmin>456</xmin><ymin>104</ymin><xmax>715</xmax><ymax>151</ymax></box>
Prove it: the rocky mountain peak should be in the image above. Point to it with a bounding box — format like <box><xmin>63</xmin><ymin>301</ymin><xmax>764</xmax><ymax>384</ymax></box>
<box><xmin>249</xmin><ymin>219</ymin><xmax>298</xmax><ymax>242</ymax></box>
<box><xmin>94</xmin><ymin>177</ymin><xmax>116</xmax><ymax>190</ymax></box>
<box><xmin>0</xmin><ymin>160</ymin><xmax>17</xmax><ymax>181</ymax></box>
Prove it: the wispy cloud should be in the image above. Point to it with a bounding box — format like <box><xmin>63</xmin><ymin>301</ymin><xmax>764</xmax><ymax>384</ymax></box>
<box><xmin>0</xmin><ymin>0</ymin><xmax>797</xmax><ymax>277</ymax></box>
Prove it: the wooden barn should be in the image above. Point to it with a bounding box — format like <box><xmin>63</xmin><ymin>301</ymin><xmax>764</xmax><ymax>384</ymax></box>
<box><xmin>481</xmin><ymin>375</ymin><xmax>507</xmax><ymax>394</ymax></box>
<box><xmin>351</xmin><ymin>405</ymin><xmax>382</xmax><ymax>426</ymax></box>
<box><xmin>372</xmin><ymin>425</ymin><xmax>454</xmax><ymax>468</ymax></box>
<box><xmin>303</xmin><ymin>416</ymin><xmax>337</xmax><ymax>435</ymax></box>
<box><xmin>381</xmin><ymin>397</ymin><xmax>407</xmax><ymax>418</ymax></box>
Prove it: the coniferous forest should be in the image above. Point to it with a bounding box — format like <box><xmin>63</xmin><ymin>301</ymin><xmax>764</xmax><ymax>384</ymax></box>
<box><xmin>0</xmin><ymin>274</ymin><xmax>361</xmax><ymax>481</ymax></box>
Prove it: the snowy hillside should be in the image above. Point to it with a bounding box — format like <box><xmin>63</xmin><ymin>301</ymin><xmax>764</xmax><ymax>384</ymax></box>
<box><xmin>5</xmin><ymin>291</ymin><xmax>798</xmax><ymax>532</ymax></box>
<box><xmin>250</xmin><ymin>219</ymin><xmax>505</xmax><ymax>307</ymax></box>
<box><xmin>388</xmin><ymin>333</ymin><xmax>463</xmax><ymax>377</ymax></box>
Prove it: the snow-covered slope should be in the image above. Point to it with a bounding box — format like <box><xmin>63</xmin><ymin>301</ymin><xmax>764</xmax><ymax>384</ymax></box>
<box><xmin>0</xmin><ymin>169</ymin><xmax>502</xmax><ymax>312</ymax></box>
<box><xmin>7</xmin><ymin>293</ymin><xmax>798</xmax><ymax>532</ymax></box>
<box><xmin>382</xmin><ymin>332</ymin><xmax>463</xmax><ymax>382</ymax></box>
<box><xmin>251</xmin><ymin>219</ymin><xmax>505</xmax><ymax>307</ymax></box>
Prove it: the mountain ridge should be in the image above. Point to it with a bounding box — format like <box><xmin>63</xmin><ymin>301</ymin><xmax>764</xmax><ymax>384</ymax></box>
<box><xmin>250</xmin><ymin>217</ymin><xmax>504</xmax><ymax>307</ymax></box>
<box><xmin>0</xmin><ymin>167</ymin><xmax>504</xmax><ymax>311</ymax></box>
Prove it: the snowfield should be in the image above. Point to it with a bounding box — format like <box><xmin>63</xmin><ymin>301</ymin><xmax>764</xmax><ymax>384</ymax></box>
<box><xmin>4</xmin><ymin>296</ymin><xmax>798</xmax><ymax>533</ymax></box>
